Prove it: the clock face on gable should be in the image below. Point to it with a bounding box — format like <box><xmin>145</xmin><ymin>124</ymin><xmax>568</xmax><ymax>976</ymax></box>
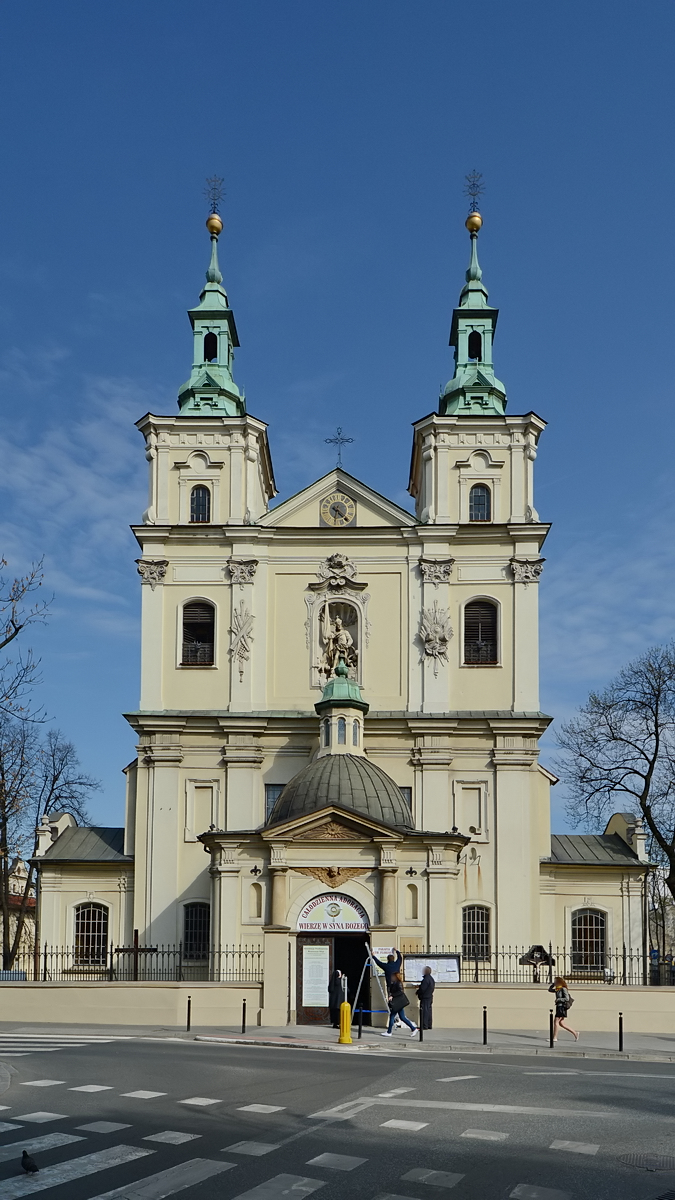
<box><xmin>320</xmin><ymin>492</ymin><xmax>356</xmax><ymax>528</ymax></box>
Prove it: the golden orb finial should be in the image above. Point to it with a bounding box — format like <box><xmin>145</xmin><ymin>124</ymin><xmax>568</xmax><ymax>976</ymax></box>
<box><xmin>206</xmin><ymin>212</ymin><xmax>223</xmax><ymax>236</ymax></box>
<box><xmin>465</xmin><ymin>211</ymin><xmax>483</xmax><ymax>234</ymax></box>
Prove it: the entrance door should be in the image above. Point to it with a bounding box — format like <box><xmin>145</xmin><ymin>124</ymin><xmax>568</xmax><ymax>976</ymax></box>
<box><xmin>296</xmin><ymin>935</ymin><xmax>371</xmax><ymax>1025</ymax></box>
<box><xmin>296</xmin><ymin>936</ymin><xmax>333</xmax><ymax>1025</ymax></box>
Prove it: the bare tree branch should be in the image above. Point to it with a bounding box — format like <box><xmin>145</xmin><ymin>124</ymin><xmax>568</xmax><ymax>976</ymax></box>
<box><xmin>555</xmin><ymin>643</ymin><xmax>675</xmax><ymax>901</ymax></box>
<box><xmin>0</xmin><ymin>558</ymin><xmax>52</xmax><ymax>722</ymax></box>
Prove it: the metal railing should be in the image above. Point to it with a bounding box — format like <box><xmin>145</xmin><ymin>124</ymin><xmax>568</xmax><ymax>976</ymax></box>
<box><xmin>400</xmin><ymin>943</ymin><xmax>655</xmax><ymax>986</ymax></box>
<box><xmin>2</xmin><ymin>944</ymin><xmax>264</xmax><ymax>983</ymax></box>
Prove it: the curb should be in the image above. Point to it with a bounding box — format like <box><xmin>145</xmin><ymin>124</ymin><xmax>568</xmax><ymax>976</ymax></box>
<box><xmin>194</xmin><ymin>1035</ymin><xmax>675</xmax><ymax>1063</ymax></box>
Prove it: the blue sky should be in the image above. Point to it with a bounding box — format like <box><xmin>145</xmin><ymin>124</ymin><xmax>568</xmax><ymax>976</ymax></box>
<box><xmin>0</xmin><ymin>2</ymin><xmax>674</xmax><ymax>831</ymax></box>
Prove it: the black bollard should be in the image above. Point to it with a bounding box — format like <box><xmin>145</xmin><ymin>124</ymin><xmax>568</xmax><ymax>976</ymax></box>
<box><xmin>483</xmin><ymin>1005</ymin><xmax>488</xmax><ymax>1046</ymax></box>
<box><xmin>242</xmin><ymin>997</ymin><xmax>247</xmax><ymax>1034</ymax></box>
<box><xmin>549</xmin><ymin>1009</ymin><xmax>554</xmax><ymax>1048</ymax></box>
<box><xmin>419</xmin><ymin>1004</ymin><xmax>424</xmax><ymax>1042</ymax></box>
<box><xmin>358</xmin><ymin>1006</ymin><xmax>363</xmax><ymax>1040</ymax></box>
<box><xmin>186</xmin><ymin>994</ymin><xmax>192</xmax><ymax>1033</ymax></box>
<box><xmin>619</xmin><ymin>1011</ymin><xmax>624</xmax><ymax>1052</ymax></box>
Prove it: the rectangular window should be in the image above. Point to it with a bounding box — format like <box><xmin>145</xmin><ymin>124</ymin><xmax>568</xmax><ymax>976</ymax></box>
<box><xmin>183</xmin><ymin>903</ymin><xmax>210</xmax><ymax>961</ymax></box>
<box><xmin>399</xmin><ymin>786</ymin><xmax>412</xmax><ymax>812</ymax></box>
<box><xmin>265</xmin><ymin>784</ymin><xmax>284</xmax><ymax>822</ymax></box>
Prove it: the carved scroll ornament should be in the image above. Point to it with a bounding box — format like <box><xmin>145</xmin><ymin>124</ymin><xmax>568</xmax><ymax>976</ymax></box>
<box><xmin>228</xmin><ymin>558</ymin><xmax>258</xmax><ymax>587</ymax></box>
<box><xmin>419</xmin><ymin>557</ymin><xmax>455</xmax><ymax>587</ymax></box>
<box><xmin>510</xmin><ymin>557</ymin><xmax>545</xmax><ymax>583</ymax></box>
<box><xmin>136</xmin><ymin>559</ymin><xmax>169</xmax><ymax>590</ymax></box>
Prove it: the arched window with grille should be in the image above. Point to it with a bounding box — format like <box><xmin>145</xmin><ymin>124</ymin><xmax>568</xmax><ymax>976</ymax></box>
<box><xmin>571</xmin><ymin>908</ymin><xmax>606</xmax><ymax>971</ymax></box>
<box><xmin>74</xmin><ymin>902</ymin><xmax>109</xmax><ymax>965</ymax></box>
<box><xmin>469</xmin><ymin>483</ymin><xmax>491</xmax><ymax>522</ymax></box>
<box><xmin>352</xmin><ymin>719</ymin><xmax>360</xmax><ymax>746</ymax></box>
<box><xmin>190</xmin><ymin>485</ymin><xmax>211</xmax><ymax>523</ymax></box>
<box><xmin>462</xmin><ymin>905</ymin><xmax>490</xmax><ymax>960</ymax></box>
<box><xmin>464</xmin><ymin>600</ymin><xmax>498</xmax><ymax>664</ymax></box>
<box><xmin>337</xmin><ymin>717</ymin><xmax>346</xmax><ymax>744</ymax></box>
<box><xmin>183</xmin><ymin>902</ymin><xmax>210</xmax><ymax>961</ymax></box>
<box><xmin>182</xmin><ymin>601</ymin><xmax>215</xmax><ymax>665</ymax></box>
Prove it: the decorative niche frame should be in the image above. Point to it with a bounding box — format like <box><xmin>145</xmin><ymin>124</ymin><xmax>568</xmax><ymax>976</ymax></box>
<box><xmin>304</xmin><ymin>553</ymin><xmax>371</xmax><ymax>690</ymax></box>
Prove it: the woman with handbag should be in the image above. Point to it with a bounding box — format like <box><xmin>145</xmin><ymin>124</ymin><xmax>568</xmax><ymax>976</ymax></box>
<box><xmin>548</xmin><ymin>975</ymin><xmax>579</xmax><ymax>1043</ymax></box>
<box><xmin>381</xmin><ymin>972</ymin><xmax>419</xmax><ymax>1038</ymax></box>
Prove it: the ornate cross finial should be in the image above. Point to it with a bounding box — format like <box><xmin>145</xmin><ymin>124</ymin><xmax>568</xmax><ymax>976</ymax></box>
<box><xmin>325</xmin><ymin>427</ymin><xmax>354</xmax><ymax>468</ymax></box>
<box><xmin>464</xmin><ymin>170</ymin><xmax>484</xmax><ymax>214</ymax></box>
<box><xmin>204</xmin><ymin>176</ymin><xmax>225</xmax><ymax>215</ymax></box>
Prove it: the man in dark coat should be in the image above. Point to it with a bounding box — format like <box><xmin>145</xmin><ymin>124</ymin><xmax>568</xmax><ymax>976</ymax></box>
<box><xmin>371</xmin><ymin>947</ymin><xmax>402</xmax><ymax>991</ymax></box>
<box><xmin>416</xmin><ymin>965</ymin><xmax>435</xmax><ymax>1029</ymax></box>
<box><xmin>328</xmin><ymin>969</ymin><xmax>343</xmax><ymax>1028</ymax></box>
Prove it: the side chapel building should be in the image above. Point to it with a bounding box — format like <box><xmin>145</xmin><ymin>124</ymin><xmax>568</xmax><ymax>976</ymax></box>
<box><xmin>35</xmin><ymin>207</ymin><xmax>649</xmax><ymax>1023</ymax></box>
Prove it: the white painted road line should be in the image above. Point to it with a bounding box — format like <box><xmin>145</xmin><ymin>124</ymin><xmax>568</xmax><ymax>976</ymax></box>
<box><xmin>178</xmin><ymin>1097</ymin><xmax>220</xmax><ymax>1107</ymax></box>
<box><xmin>0</xmin><ymin>1144</ymin><xmax>154</xmax><ymax>1198</ymax></box>
<box><xmin>523</xmin><ymin>1071</ymin><xmax>579</xmax><ymax>1076</ymax></box>
<box><xmin>462</xmin><ymin>1129</ymin><xmax>508</xmax><ymax>1142</ymax></box>
<box><xmin>509</xmin><ymin>1186</ymin><xmax>571</xmax><ymax>1200</ymax></box>
<box><xmin>77</xmin><ymin>1122</ymin><xmax>131</xmax><ymax>1134</ymax></box>
<box><xmin>306</xmin><ymin>1154</ymin><xmax>366</xmax><ymax>1171</ymax></box>
<box><xmin>402</xmin><ymin>1168</ymin><xmax>464</xmax><ymax>1188</ymax></box>
<box><xmin>550</xmin><ymin>1139</ymin><xmax>599</xmax><ymax>1155</ymax></box>
<box><xmin>308</xmin><ymin>1101</ymin><xmax>375</xmax><ymax>1120</ymax></box>
<box><xmin>87</xmin><ymin>1158</ymin><xmax>237</xmax><ymax>1199</ymax></box>
<box><xmin>122</xmin><ymin>1091</ymin><xmax>167</xmax><ymax>1100</ymax></box>
<box><xmin>70</xmin><ymin>1085</ymin><xmax>113</xmax><ymax>1092</ymax></box>
<box><xmin>376</xmin><ymin>1088</ymin><xmax>416</xmax><ymax>1097</ymax></box>
<box><xmin>0</xmin><ymin>1133</ymin><xmax>85</xmax><ymax>1163</ymax></box>
<box><xmin>436</xmin><ymin>1076</ymin><xmax>480</xmax><ymax>1083</ymax></box>
<box><xmin>19</xmin><ymin>1081</ymin><xmax>64</xmax><ymax>1088</ymax></box>
<box><xmin>15</xmin><ymin>1112</ymin><xmax>67</xmax><ymax>1123</ymax></box>
<box><xmin>0</xmin><ymin>1125</ymin><xmax>22</xmax><ymax>1134</ymax></box>
<box><xmin>381</xmin><ymin>1119</ymin><xmax>428</xmax><ymax>1132</ymax></box>
<box><xmin>227</xmin><ymin>1174</ymin><xmax>324</xmax><ymax>1199</ymax></box>
<box><xmin>239</xmin><ymin>1105</ymin><xmax>285</xmax><ymax>1114</ymax></box>
<box><xmin>362</xmin><ymin>1096</ymin><xmax>618</xmax><ymax>1118</ymax></box>
<box><xmin>224</xmin><ymin>1141</ymin><xmax>281</xmax><ymax>1156</ymax></box>
<box><xmin>144</xmin><ymin>1132</ymin><xmax>201</xmax><ymax>1145</ymax></box>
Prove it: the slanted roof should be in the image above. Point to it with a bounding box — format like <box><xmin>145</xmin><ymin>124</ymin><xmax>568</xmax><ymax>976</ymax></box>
<box><xmin>547</xmin><ymin>833</ymin><xmax>639</xmax><ymax>867</ymax></box>
<box><xmin>38</xmin><ymin>827</ymin><xmax>132</xmax><ymax>864</ymax></box>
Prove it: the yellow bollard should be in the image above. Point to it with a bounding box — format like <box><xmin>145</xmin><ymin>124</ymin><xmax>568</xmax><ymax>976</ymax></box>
<box><xmin>338</xmin><ymin>1000</ymin><xmax>353</xmax><ymax>1044</ymax></box>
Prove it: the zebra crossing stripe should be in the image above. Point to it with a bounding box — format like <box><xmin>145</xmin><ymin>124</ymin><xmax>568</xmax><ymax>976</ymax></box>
<box><xmin>227</xmin><ymin>1175</ymin><xmax>325</xmax><ymax>1199</ymax></box>
<box><xmin>0</xmin><ymin>1132</ymin><xmax>85</xmax><ymax>1163</ymax></box>
<box><xmin>86</xmin><ymin>1158</ymin><xmax>237</xmax><ymax>1198</ymax></box>
<box><xmin>0</xmin><ymin>1144</ymin><xmax>153</xmax><ymax>1198</ymax></box>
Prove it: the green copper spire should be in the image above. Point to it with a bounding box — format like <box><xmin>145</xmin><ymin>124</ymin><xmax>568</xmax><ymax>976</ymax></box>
<box><xmin>440</xmin><ymin>211</ymin><xmax>507</xmax><ymax>417</ymax></box>
<box><xmin>177</xmin><ymin>210</ymin><xmax>246</xmax><ymax>417</ymax></box>
<box><xmin>315</xmin><ymin>658</ymin><xmax>369</xmax><ymax>715</ymax></box>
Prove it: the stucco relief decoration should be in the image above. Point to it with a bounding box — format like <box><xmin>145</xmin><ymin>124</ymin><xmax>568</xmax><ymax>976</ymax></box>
<box><xmin>510</xmin><ymin>557</ymin><xmax>545</xmax><ymax>584</ymax></box>
<box><xmin>306</xmin><ymin>553</ymin><xmax>371</xmax><ymax>683</ymax></box>
<box><xmin>294</xmin><ymin>866</ymin><xmax>367</xmax><ymax>886</ymax></box>
<box><xmin>229</xmin><ymin>599</ymin><xmax>254</xmax><ymax>682</ymax></box>
<box><xmin>419</xmin><ymin>601</ymin><xmax>453</xmax><ymax>676</ymax></box>
<box><xmin>295</xmin><ymin>821</ymin><xmax>361</xmax><ymax>842</ymax></box>
<box><xmin>228</xmin><ymin>558</ymin><xmax>258</xmax><ymax>589</ymax></box>
<box><xmin>136</xmin><ymin>559</ymin><xmax>169</xmax><ymax>590</ymax></box>
<box><xmin>419</xmin><ymin>557</ymin><xmax>455</xmax><ymax>587</ymax></box>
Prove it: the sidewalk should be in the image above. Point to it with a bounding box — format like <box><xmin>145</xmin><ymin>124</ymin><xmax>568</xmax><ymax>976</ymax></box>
<box><xmin>1</xmin><ymin>1020</ymin><xmax>675</xmax><ymax>1061</ymax></box>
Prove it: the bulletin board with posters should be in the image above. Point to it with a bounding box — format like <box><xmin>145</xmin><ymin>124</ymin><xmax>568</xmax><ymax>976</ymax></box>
<box><xmin>403</xmin><ymin>954</ymin><xmax>461</xmax><ymax>984</ymax></box>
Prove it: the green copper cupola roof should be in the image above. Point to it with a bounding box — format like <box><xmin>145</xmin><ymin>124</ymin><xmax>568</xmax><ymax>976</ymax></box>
<box><xmin>440</xmin><ymin>211</ymin><xmax>507</xmax><ymax>417</ymax></box>
<box><xmin>315</xmin><ymin>659</ymin><xmax>369</xmax><ymax>715</ymax></box>
<box><xmin>177</xmin><ymin>212</ymin><xmax>246</xmax><ymax>417</ymax></box>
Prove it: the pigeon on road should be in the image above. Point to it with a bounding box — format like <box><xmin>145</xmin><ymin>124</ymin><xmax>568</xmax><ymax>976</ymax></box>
<box><xmin>21</xmin><ymin>1150</ymin><xmax>38</xmax><ymax>1173</ymax></box>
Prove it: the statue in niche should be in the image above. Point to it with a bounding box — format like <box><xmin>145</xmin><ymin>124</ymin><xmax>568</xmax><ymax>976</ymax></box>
<box><xmin>319</xmin><ymin>601</ymin><xmax>359</xmax><ymax>678</ymax></box>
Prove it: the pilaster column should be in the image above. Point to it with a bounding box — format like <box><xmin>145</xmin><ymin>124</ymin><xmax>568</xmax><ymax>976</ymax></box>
<box><xmin>379</xmin><ymin>870</ymin><xmax>398</xmax><ymax>927</ymax></box>
<box><xmin>270</xmin><ymin>868</ymin><xmax>288</xmax><ymax>927</ymax></box>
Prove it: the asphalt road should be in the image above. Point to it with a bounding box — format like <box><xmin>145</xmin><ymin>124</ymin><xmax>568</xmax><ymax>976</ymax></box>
<box><xmin>0</xmin><ymin>1033</ymin><xmax>671</xmax><ymax>1198</ymax></box>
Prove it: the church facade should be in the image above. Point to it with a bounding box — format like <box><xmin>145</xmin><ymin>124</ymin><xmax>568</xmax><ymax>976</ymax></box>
<box><xmin>35</xmin><ymin>208</ymin><xmax>649</xmax><ymax>1024</ymax></box>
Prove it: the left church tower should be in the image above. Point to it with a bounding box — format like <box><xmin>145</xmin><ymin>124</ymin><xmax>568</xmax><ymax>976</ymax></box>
<box><xmin>126</xmin><ymin>208</ymin><xmax>276</xmax><ymax>945</ymax></box>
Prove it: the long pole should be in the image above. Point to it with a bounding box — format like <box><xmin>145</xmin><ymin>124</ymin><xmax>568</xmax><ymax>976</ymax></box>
<box><xmin>242</xmin><ymin>998</ymin><xmax>247</xmax><ymax>1034</ymax></box>
<box><xmin>549</xmin><ymin>1009</ymin><xmax>554</xmax><ymax>1048</ymax></box>
<box><xmin>482</xmin><ymin>1005</ymin><xmax>488</xmax><ymax>1045</ymax></box>
<box><xmin>619</xmin><ymin>1011</ymin><xmax>624</xmax><ymax>1052</ymax></box>
<box><xmin>186</xmin><ymin>994</ymin><xmax>192</xmax><ymax>1033</ymax></box>
<box><xmin>418</xmin><ymin>1001</ymin><xmax>424</xmax><ymax>1042</ymax></box>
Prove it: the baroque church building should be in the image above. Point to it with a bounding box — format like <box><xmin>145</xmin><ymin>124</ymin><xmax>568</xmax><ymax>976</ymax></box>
<box><xmin>35</xmin><ymin>207</ymin><xmax>648</xmax><ymax>1024</ymax></box>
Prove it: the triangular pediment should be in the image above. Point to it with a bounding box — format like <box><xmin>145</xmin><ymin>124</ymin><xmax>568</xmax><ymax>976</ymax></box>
<box><xmin>258</xmin><ymin>469</ymin><xmax>417</xmax><ymax>529</ymax></box>
<box><xmin>261</xmin><ymin>804</ymin><xmax>403</xmax><ymax>842</ymax></box>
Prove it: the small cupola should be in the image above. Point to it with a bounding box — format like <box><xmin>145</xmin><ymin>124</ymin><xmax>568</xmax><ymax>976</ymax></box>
<box><xmin>315</xmin><ymin>658</ymin><xmax>369</xmax><ymax>757</ymax></box>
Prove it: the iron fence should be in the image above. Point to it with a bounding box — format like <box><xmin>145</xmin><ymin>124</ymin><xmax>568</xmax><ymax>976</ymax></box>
<box><xmin>2</xmin><ymin>944</ymin><xmax>264</xmax><ymax>983</ymax></box>
<box><xmin>400</xmin><ymin>944</ymin><xmax>658</xmax><ymax>986</ymax></box>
